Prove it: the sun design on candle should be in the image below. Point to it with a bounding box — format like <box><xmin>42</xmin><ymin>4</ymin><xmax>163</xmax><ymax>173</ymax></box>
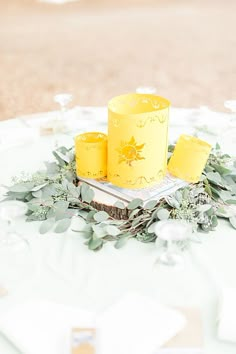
<box><xmin>117</xmin><ymin>136</ymin><xmax>145</xmax><ymax>166</ymax></box>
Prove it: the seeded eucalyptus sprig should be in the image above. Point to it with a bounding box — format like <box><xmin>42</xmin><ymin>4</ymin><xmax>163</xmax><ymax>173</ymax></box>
<box><xmin>201</xmin><ymin>143</ymin><xmax>236</xmax><ymax>229</ymax></box>
<box><xmin>2</xmin><ymin>143</ymin><xmax>236</xmax><ymax>251</ymax></box>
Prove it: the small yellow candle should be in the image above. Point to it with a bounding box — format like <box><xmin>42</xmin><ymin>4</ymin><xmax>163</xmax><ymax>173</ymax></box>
<box><xmin>168</xmin><ymin>135</ymin><xmax>211</xmax><ymax>183</ymax></box>
<box><xmin>75</xmin><ymin>132</ymin><xmax>107</xmax><ymax>179</ymax></box>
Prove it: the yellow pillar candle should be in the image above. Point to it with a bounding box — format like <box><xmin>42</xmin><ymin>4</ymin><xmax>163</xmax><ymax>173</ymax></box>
<box><xmin>75</xmin><ymin>132</ymin><xmax>107</xmax><ymax>179</ymax></box>
<box><xmin>168</xmin><ymin>135</ymin><xmax>212</xmax><ymax>183</ymax></box>
<box><xmin>108</xmin><ymin>93</ymin><xmax>170</xmax><ymax>189</ymax></box>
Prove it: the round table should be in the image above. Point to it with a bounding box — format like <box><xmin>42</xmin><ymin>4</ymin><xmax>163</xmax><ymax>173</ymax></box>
<box><xmin>0</xmin><ymin>106</ymin><xmax>236</xmax><ymax>354</ymax></box>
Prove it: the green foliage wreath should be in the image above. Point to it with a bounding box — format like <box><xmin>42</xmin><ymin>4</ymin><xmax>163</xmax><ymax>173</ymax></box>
<box><xmin>3</xmin><ymin>144</ymin><xmax>236</xmax><ymax>251</ymax></box>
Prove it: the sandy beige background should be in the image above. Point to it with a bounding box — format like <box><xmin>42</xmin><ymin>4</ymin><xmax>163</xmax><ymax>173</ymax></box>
<box><xmin>0</xmin><ymin>0</ymin><xmax>236</xmax><ymax>120</ymax></box>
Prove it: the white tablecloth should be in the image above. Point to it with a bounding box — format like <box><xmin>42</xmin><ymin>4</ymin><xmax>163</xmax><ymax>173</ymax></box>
<box><xmin>0</xmin><ymin>106</ymin><xmax>236</xmax><ymax>354</ymax></box>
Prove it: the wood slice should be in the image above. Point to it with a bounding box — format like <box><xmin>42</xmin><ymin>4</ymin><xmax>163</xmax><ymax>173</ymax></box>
<box><xmin>75</xmin><ymin>178</ymin><xmax>130</xmax><ymax>219</ymax></box>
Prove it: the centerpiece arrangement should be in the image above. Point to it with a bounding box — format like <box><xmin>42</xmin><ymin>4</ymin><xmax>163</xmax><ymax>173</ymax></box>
<box><xmin>3</xmin><ymin>94</ymin><xmax>236</xmax><ymax>251</ymax></box>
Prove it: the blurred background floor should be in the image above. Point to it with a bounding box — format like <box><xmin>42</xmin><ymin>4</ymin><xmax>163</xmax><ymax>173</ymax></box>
<box><xmin>0</xmin><ymin>0</ymin><xmax>236</xmax><ymax>120</ymax></box>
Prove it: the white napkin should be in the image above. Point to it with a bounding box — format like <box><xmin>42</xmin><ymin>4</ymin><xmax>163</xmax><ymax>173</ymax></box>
<box><xmin>0</xmin><ymin>295</ymin><xmax>186</xmax><ymax>354</ymax></box>
<box><xmin>97</xmin><ymin>294</ymin><xmax>186</xmax><ymax>354</ymax></box>
<box><xmin>0</xmin><ymin>301</ymin><xmax>94</xmax><ymax>354</ymax></box>
<box><xmin>218</xmin><ymin>288</ymin><xmax>236</xmax><ymax>343</ymax></box>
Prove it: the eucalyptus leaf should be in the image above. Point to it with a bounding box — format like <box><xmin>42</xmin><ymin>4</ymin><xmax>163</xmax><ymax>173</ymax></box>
<box><xmin>183</xmin><ymin>188</ymin><xmax>189</xmax><ymax>200</ymax></box>
<box><xmin>58</xmin><ymin>146</ymin><xmax>70</xmax><ymax>155</ymax></box>
<box><xmin>64</xmin><ymin>171</ymin><xmax>75</xmax><ymax>181</ymax></box>
<box><xmin>44</xmin><ymin>161</ymin><xmax>59</xmax><ymax>175</ymax></box>
<box><xmin>31</xmin><ymin>183</ymin><xmax>48</xmax><ymax>192</ymax></box>
<box><xmin>39</xmin><ymin>218</ymin><xmax>55</xmax><ymax>234</ymax></box>
<box><xmin>43</xmin><ymin>198</ymin><xmax>54</xmax><ymax>207</ymax></box>
<box><xmin>61</xmin><ymin>179</ymin><xmax>69</xmax><ymax>190</ymax></box>
<box><xmin>47</xmin><ymin>207</ymin><xmax>56</xmax><ymax>218</ymax></box>
<box><xmin>27</xmin><ymin>197</ymin><xmax>41</xmax><ymax>205</ymax></box>
<box><xmin>131</xmin><ymin>215</ymin><xmax>143</xmax><ymax>227</ymax></box>
<box><xmin>103</xmin><ymin>235</ymin><xmax>116</xmax><ymax>241</ymax></box>
<box><xmin>68</xmin><ymin>183</ymin><xmax>80</xmax><ymax>198</ymax></box>
<box><xmin>144</xmin><ymin>200</ymin><xmax>157</xmax><ymax>210</ymax></box>
<box><xmin>211</xmin><ymin>215</ymin><xmax>218</xmax><ymax>228</ymax></box>
<box><xmin>54</xmin><ymin>209</ymin><xmax>71</xmax><ymax>221</ymax></box>
<box><xmin>54</xmin><ymin>218</ymin><xmax>71</xmax><ymax>233</ymax></box>
<box><xmin>210</xmin><ymin>186</ymin><xmax>221</xmax><ymax>197</ymax></box>
<box><xmin>24</xmin><ymin>194</ymin><xmax>32</xmax><ymax>202</ymax></box>
<box><xmin>146</xmin><ymin>211</ymin><xmax>158</xmax><ymax>228</ymax></box>
<box><xmin>206</xmin><ymin>172</ymin><xmax>222</xmax><ymax>185</ymax></box>
<box><xmin>81</xmin><ymin>183</ymin><xmax>89</xmax><ymax>198</ymax></box>
<box><xmin>147</xmin><ymin>221</ymin><xmax>158</xmax><ymax>234</ymax></box>
<box><xmin>127</xmin><ymin>198</ymin><xmax>143</xmax><ymax>210</ymax></box>
<box><xmin>197</xmin><ymin>204</ymin><xmax>212</xmax><ymax>213</ymax></box>
<box><xmin>88</xmin><ymin>237</ymin><xmax>103</xmax><ymax>250</ymax></box>
<box><xmin>42</xmin><ymin>185</ymin><xmax>58</xmax><ymax>198</ymax></box>
<box><xmin>81</xmin><ymin>183</ymin><xmax>94</xmax><ymax>203</ymax></box>
<box><xmin>106</xmin><ymin>225</ymin><xmax>121</xmax><ymax>236</ymax></box>
<box><xmin>114</xmin><ymin>201</ymin><xmax>126</xmax><ymax>209</ymax></box>
<box><xmin>157</xmin><ymin>208</ymin><xmax>170</xmax><ymax>220</ymax></box>
<box><xmin>175</xmin><ymin>190</ymin><xmax>182</xmax><ymax>203</ymax></box>
<box><xmin>204</xmin><ymin>165</ymin><xmax>214</xmax><ymax>173</ymax></box>
<box><xmin>216</xmin><ymin>207</ymin><xmax>229</xmax><ymax>218</ymax></box>
<box><xmin>166</xmin><ymin>196</ymin><xmax>180</xmax><ymax>209</ymax></box>
<box><xmin>68</xmin><ymin>150</ymin><xmax>75</xmax><ymax>160</ymax></box>
<box><xmin>82</xmin><ymin>232</ymin><xmax>93</xmax><ymax>239</ymax></box>
<box><xmin>54</xmin><ymin>200</ymin><xmax>69</xmax><ymax>209</ymax></box>
<box><xmin>83</xmin><ymin>189</ymin><xmax>95</xmax><ymax>203</ymax></box>
<box><xmin>204</xmin><ymin>184</ymin><xmax>212</xmax><ymax>197</ymax></box>
<box><xmin>229</xmin><ymin>216</ymin><xmax>236</xmax><ymax>229</ymax></box>
<box><xmin>54</xmin><ymin>201</ymin><xmax>70</xmax><ymax>221</ymax></box>
<box><xmin>32</xmin><ymin>190</ymin><xmax>43</xmax><ymax>199</ymax></box>
<box><xmin>9</xmin><ymin>183</ymin><xmax>32</xmax><ymax>193</ymax></box>
<box><xmin>65</xmin><ymin>209</ymin><xmax>78</xmax><ymax>218</ymax></box>
<box><xmin>27</xmin><ymin>213</ymin><xmax>46</xmax><ymax>221</ymax></box>
<box><xmin>27</xmin><ymin>203</ymin><xmax>40</xmax><ymax>212</ymax></box>
<box><xmin>70</xmin><ymin>216</ymin><xmax>86</xmax><ymax>231</ymax></box>
<box><xmin>52</xmin><ymin>151</ymin><xmax>67</xmax><ymax>166</ymax></box>
<box><xmin>219</xmin><ymin>190</ymin><xmax>233</xmax><ymax>202</ymax></box>
<box><xmin>86</xmin><ymin>210</ymin><xmax>97</xmax><ymax>222</ymax></box>
<box><xmin>82</xmin><ymin>224</ymin><xmax>93</xmax><ymax>234</ymax></box>
<box><xmin>226</xmin><ymin>200</ymin><xmax>236</xmax><ymax>205</ymax></box>
<box><xmin>54</xmin><ymin>150</ymin><xmax>70</xmax><ymax>164</ymax></box>
<box><xmin>92</xmin><ymin>225</ymin><xmax>107</xmax><ymax>238</ymax></box>
<box><xmin>136</xmin><ymin>232</ymin><xmax>157</xmax><ymax>243</ymax></box>
<box><xmin>67</xmin><ymin>197</ymin><xmax>81</xmax><ymax>204</ymax></box>
<box><xmin>206</xmin><ymin>207</ymin><xmax>214</xmax><ymax>217</ymax></box>
<box><xmin>114</xmin><ymin>237</ymin><xmax>128</xmax><ymax>249</ymax></box>
<box><xmin>230</xmin><ymin>184</ymin><xmax>236</xmax><ymax>194</ymax></box>
<box><xmin>4</xmin><ymin>191</ymin><xmax>26</xmax><ymax>200</ymax></box>
<box><xmin>77</xmin><ymin>210</ymin><xmax>89</xmax><ymax>219</ymax></box>
<box><xmin>94</xmin><ymin>211</ymin><xmax>109</xmax><ymax>222</ymax></box>
<box><xmin>129</xmin><ymin>209</ymin><xmax>140</xmax><ymax>218</ymax></box>
<box><xmin>211</xmin><ymin>163</ymin><xmax>231</xmax><ymax>176</ymax></box>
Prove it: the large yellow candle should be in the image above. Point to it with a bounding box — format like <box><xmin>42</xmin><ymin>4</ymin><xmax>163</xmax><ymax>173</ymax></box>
<box><xmin>168</xmin><ymin>135</ymin><xmax>212</xmax><ymax>183</ymax></box>
<box><xmin>108</xmin><ymin>93</ymin><xmax>170</xmax><ymax>189</ymax></box>
<box><xmin>75</xmin><ymin>132</ymin><xmax>107</xmax><ymax>179</ymax></box>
